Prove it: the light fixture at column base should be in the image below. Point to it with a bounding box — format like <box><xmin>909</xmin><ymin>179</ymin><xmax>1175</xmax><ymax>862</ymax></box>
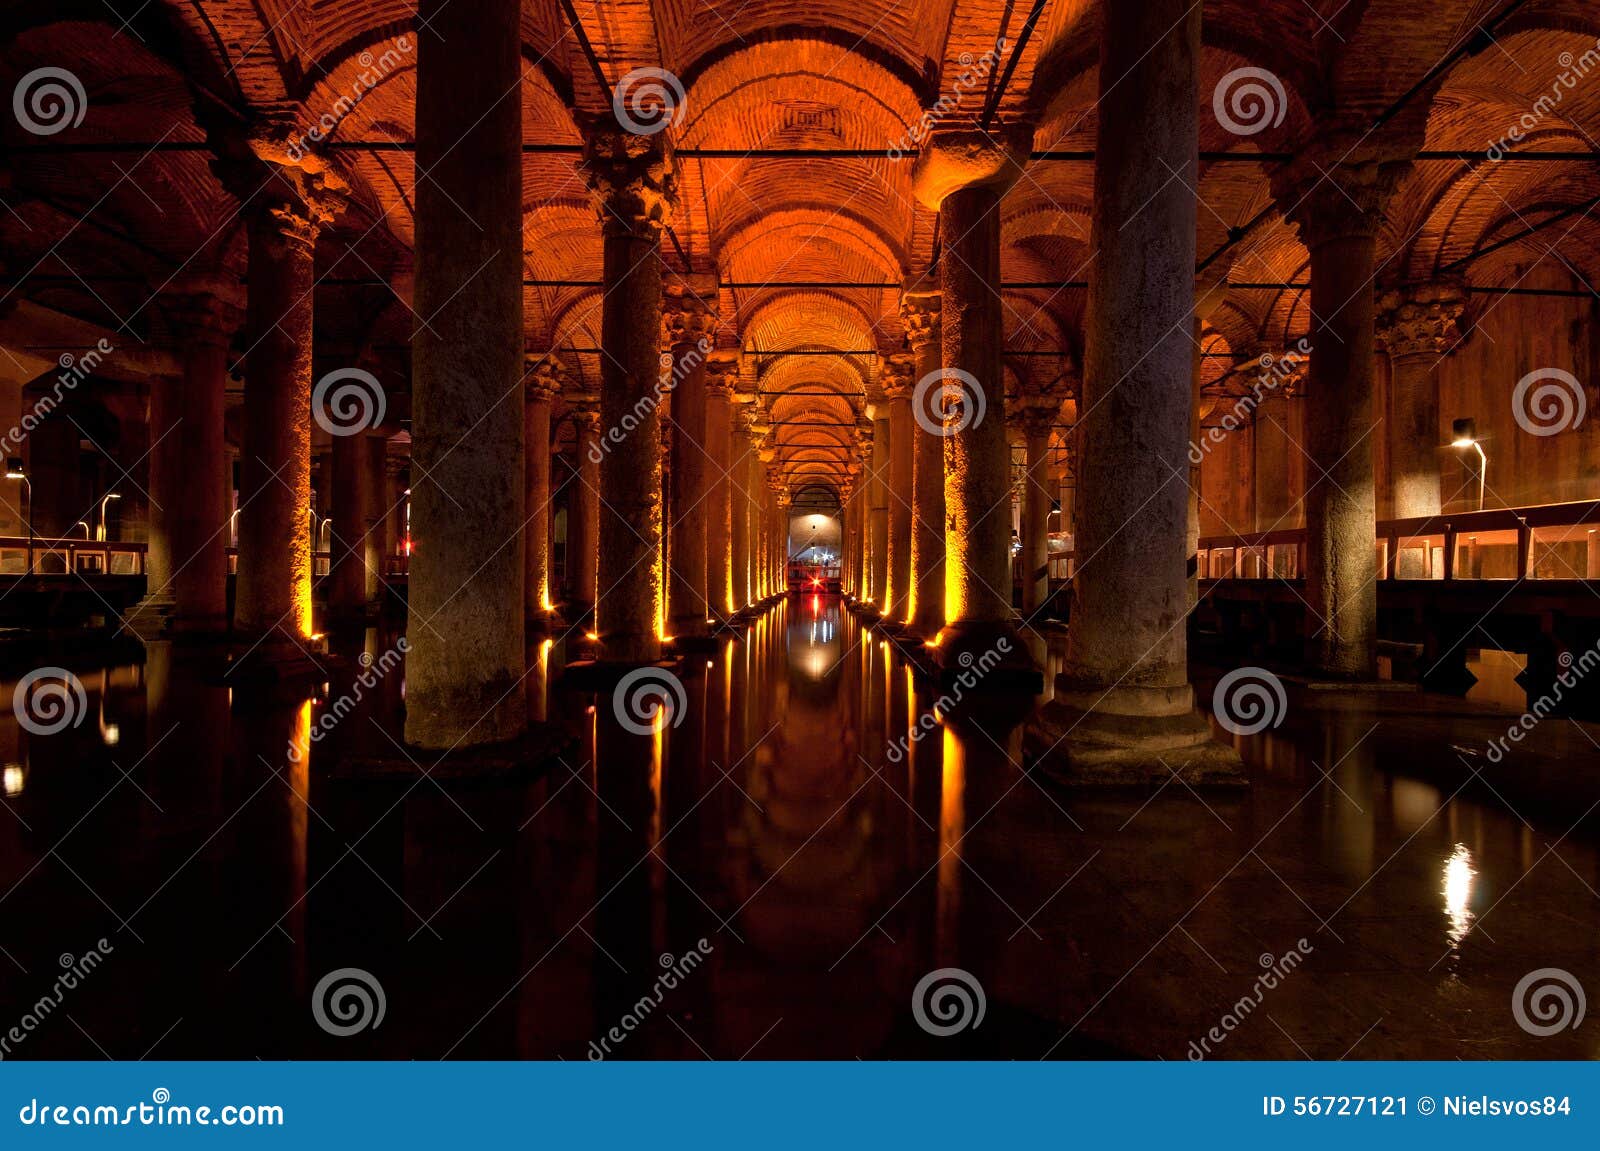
<box><xmin>933</xmin><ymin>619</ymin><xmax>1042</xmax><ymax>691</ymax></box>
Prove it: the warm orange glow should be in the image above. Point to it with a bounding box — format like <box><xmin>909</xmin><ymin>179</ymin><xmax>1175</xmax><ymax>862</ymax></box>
<box><xmin>585</xmin><ymin>631</ymin><xmax>600</xmax><ymax>641</ymax></box>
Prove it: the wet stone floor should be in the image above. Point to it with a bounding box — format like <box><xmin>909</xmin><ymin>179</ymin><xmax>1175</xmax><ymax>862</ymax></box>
<box><xmin>1</xmin><ymin>595</ymin><xmax>1598</xmax><ymax>1060</ymax></box>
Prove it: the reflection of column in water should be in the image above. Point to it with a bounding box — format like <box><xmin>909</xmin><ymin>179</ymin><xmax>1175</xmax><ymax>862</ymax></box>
<box><xmin>526</xmin><ymin>638</ymin><xmax>552</xmax><ymax>725</ymax></box>
<box><xmin>591</xmin><ymin>718</ymin><xmax>663</xmax><ymax>1055</ymax></box>
<box><xmin>936</xmin><ymin>727</ymin><xmax>966</xmax><ymax>968</ymax></box>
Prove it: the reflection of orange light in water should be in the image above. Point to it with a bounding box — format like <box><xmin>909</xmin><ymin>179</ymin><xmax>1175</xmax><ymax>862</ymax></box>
<box><xmin>1443</xmin><ymin>843</ymin><xmax>1475</xmax><ymax>946</ymax></box>
<box><xmin>937</xmin><ymin>728</ymin><xmax>965</xmax><ymax>957</ymax></box>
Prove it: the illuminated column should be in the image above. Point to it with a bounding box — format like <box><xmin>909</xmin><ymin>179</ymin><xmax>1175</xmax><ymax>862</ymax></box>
<box><xmin>581</xmin><ymin>122</ymin><xmax>676</xmax><ymax>663</ymax></box>
<box><xmin>1275</xmin><ymin>139</ymin><xmax>1411</xmax><ymax>677</ymax></box>
<box><xmin>524</xmin><ymin>355</ymin><xmax>566</xmax><ymax>629</ymax></box>
<box><xmin>146</xmin><ymin>276</ymin><xmax>242</xmax><ymax>636</ymax></box>
<box><xmin>866</xmin><ymin>398</ymin><xmax>889</xmax><ymax>609</ymax></box>
<box><xmin>1253</xmin><ymin>359</ymin><xmax>1306</xmax><ymax>531</ymax></box>
<box><xmin>730</xmin><ymin>405</ymin><xmax>759</xmax><ymax>612</ymax></box>
<box><xmin>1027</xmin><ymin>0</ymin><xmax>1238</xmax><ymax>779</ymax></box>
<box><xmin>664</xmin><ymin>278</ymin><xmax>717</xmax><ymax>636</ymax></box>
<box><xmin>328</xmin><ymin>416</ymin><xmax>373</xmax><ymax>625</ymax></box>
<box><xmin>567</xmin><ymin>396</ymin><xmax>602</xmax><ymax>612</ymax></box>
<box><xmin>703</xmin><ymin>351</ymin><xmax>739</xmax><ymax>623</ymax></box>
<box><xmin>224</xmin><ymin>137</ymin><xmax>346</xmax><ymax>653</ymax></box>
<box><xmin>384</xmin><ymin>454</ymin><xmax>407</xmax><ymax>565</ymax></box>
<box><xmin>1017</xmin><ymin>393</ymin><xmax>1061</xmax><ymax>618</ymax></box>
<box><xmin>405</xmin><ymin>0</ymin><xmax>525</xmax><ymax>746</ymax></box>
<box><xmin>912</xmin><ymin>128</ymin><xmax>1033</xmax><ymax>673</ymax></box>
<box><xmin>1377</xmin><ymin>282</ymin><xmax>1465</xmax><ymax>520</ymax></box>
<box><xmin>753</xmin><ymin>419</ymin><xmax>774</xmax><ymax>598</ymax></box>
<box><xmin>363</xmin><ymin>432</ymin><xmax>386</xmax><ymax>610</ymax></box>
<box><xmin>882</xmin><ymin>354</ymin><xmax>915</xmax><ymax>624</ymax></box>
<box><xmin>902</xmin><ymin>286</ymin><xmax>945</xmax><ymax>638</ymax></box>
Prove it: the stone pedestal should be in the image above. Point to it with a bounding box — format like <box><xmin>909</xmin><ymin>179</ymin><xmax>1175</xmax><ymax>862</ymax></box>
<box><xmin>1378</xmin><ymin>281</ymin><xmax>1466</xmax><ymax>520</ymax></box>
<box><xmin>1024</xmin><ymin>0</ymin><xmax>1237</xmax><ymax>779</ymax></box>
<box><xmin>404</xmin><ymin>0</ymin><xmax>525</xmax><ymax>746</ymax></box>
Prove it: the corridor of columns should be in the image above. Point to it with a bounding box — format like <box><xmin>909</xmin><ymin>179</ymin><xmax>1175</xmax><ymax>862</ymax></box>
<box><xmin>2</xmin><ymin>0</ymin><xmax>1600</xmax><ymax>1060</ymax></box>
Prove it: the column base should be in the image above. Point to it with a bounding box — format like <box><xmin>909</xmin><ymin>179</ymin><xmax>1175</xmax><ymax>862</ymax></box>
<box><xmin>561</xmin><ymin>657</ymin><xmax>683</xmax><ymax>689</ymax></box>
<box><xmin>933</xmin><ymin>619</ymin><xmax>1042</xmax><ymax>691</ymax></box>
<box><xmin>525</xmin><ymin>606</ymin><xmax>567</xmax><ymax>635</ymax></box>
<box><xmin>123</xmin><ymin>596</ymin><xmax>230</xmax><ymax>643</ymax></box>
<box><xmin>668</xmin><ymin>632</ymin><xmax>721</xmax><ymax>654</ymax></box>
<box><xmin>403</xmin><ymin>675</ymin><xmax>528</xmax><ymax>749</ymax></box>
<box><xmin>338</xmin><ymin>722</ymin><xmax>576</xmax><ymax>782</ymax></box>
<box><xmin>1025</xmin><ymin>683</ymin><xmax>1245</xmax><ymax>786</ymax></box>
<box><xmin>226</xmin><ymin>634</ymin><xmax>328</xmax><ymax>686</ymax></box>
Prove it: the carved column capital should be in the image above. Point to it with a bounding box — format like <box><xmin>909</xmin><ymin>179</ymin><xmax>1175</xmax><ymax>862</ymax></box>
<box><xmin>160</xmin><ymin>273</ymin><xmax>245</xmax><ymax>347</ymax></box>
<box><xmin>580</xmin><ymin>118</ymin><xmax>678</xmax><ymax>237</ymax></box>
<box><xmin>879</xmin><ymin>353</ymin><xmax>916</xmax><ymax>400</ymax></box>
<box><xmin>900</xmin><ymin>288</ymin><xmax>943</xmax><ymax>351</ymax></box>
<box><xmin>1376</xmin><ymin>281</ymin><xmax>1468</xmax><ymax>361</ymax></box>
<box><xmin>525</xmin><ymin>354</ymin><xmax>570</xmax><ymax>402</ymax></box>
<box><xmin>704</xmin><ymin>349</ymin><xmax>741</xmax><ymax>398</ymax></box>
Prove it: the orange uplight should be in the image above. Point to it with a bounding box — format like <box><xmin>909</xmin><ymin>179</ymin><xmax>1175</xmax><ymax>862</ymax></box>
<box><xmin>585</xmin><ymin>631</ymin><xmax>600</xmax><ymax>641</ymax></box>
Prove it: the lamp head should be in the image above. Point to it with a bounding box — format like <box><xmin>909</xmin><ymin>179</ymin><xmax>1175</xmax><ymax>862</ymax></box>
<box><xmin>4</xmin><ymin>457</ymin><xmax>24</xmax><ymax>481</ymax></box>
<box><xmin>1451</xmin><ymin>418</ymin><xmax>1478</xmax><ymax>449</ymax></box>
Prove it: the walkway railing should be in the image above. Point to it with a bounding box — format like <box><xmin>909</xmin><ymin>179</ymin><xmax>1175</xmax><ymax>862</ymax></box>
<box><xmin>1196</xmin><ymin>498</ymin><xmax>1600</xmax><ymax>582</ymax></box>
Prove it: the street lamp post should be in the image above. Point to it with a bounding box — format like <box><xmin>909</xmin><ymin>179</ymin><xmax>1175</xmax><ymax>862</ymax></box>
<box><xmin>4</xmin><ymin>458</ymin><xmax>33</xmax><ymax>575</ymax></box>
<box><xmin>1451</xmin><ymin>418</ymin><xmax>1487</xmax><ymax>512</ymax></box>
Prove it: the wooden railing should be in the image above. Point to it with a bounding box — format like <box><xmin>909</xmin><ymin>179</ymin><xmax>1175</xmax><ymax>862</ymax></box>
<box><xmin>1197</xmin><ymin>499</ymin><xmax>1600</xmax><ymax>582</ymax></box>
<box><xmin>0</xmin><ymin>535</ymin><xmax>147</xmax><ymax>576</ymax></box>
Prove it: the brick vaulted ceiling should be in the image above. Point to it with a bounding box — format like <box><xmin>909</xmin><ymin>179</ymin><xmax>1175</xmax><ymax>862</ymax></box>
<box><xmin>3</xmin><ymin>1</ymin><xmax>1600</xmax><ymax>493</ymax></box>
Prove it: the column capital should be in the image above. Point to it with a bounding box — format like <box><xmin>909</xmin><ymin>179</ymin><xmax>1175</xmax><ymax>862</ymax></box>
<box><xmin>160</xmin><ymin>273</ymin><xmax>245</xmax><ymax>347</ymax></box>
<box><xmin>900</xmin><ymin>286</ymin><xmax>942</xmax><ymax>350</ymax></box>
<box><xmin>566</xmin><ymin>391</ymin><xmax>602</xmax><ymax>429</ymax></box>
<box><xmin>1271</xmin><ymin>146</ymin><xmax>1411</xmax><ymax>249</ymax></box>
<box><xmin>661</xmin><ymin>274</ymin><xmax>720</xmax><ymax>349</ymax></box>
<box><xmin>384</xmin><ymin>453</ymin><xmax>410</xmax><ymax>478</ymax></box>
<box><xmin>1014</xmin><ymin>392</ymin><xmax>1063</xmax><ymax>438</ymax></box>
<box><xmin>209</xmin><ymin>104</ymin><xmax>350</xmax><ymax>250</ymax></box>
<box><xmin>525</xmin><ymin>353</ymin><xmax>570</xmax><ymax>402</ymax></box>
<box><xmin>879</xmin><ymin>352</ymin><xmax>916</xmax><ymax>400</ymax></box>
<box><xmin>704</xmin><ymin>349</ymin><xmax>741</xmax><ymax>397</ymax></box>
<box><xmin>1375</xmin><ymin>280</ymin><xmax>1468</xmax><ymax>361</ymax></box>
<box><xmin>580</xmin><ymin>117</ymin><xmax>678</xmax><ymax>237</ymax></box>
<box><xmin>911</xmin><ymin>125</ymin><xmax>1032</xmax><ymax>211</ymax></box>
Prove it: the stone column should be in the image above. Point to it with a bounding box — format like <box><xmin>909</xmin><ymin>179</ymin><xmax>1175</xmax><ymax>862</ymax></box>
<box><xmin>866</xmin><ymin>399</ymin><xmax>890</xmax><ymax>610</ymax></box>
<box><xmin>362</xmin><ymin>432</ymin><xmax>386</xmax><ymax>610</ymax></box>
<box><xmin>144</xmin><ymin>276</ymin><xmax>242</xmax><ymax>636</ymax></box>
<box><xmin>226</xmin><ymin>143</ymin><xmax>346</xmax><ymax>653</ymax></box>
<box><xmin>882</xmin><ymin>354</ymin><xmax>915</xmax><ymax>625</ymax></box>
<box><xmin>567</xmin><ymin>396</ymin><xmax>602</xmax><ymax>613</ymax></box>
<box><xmin>663</xmin><ymin>278</ymin><xmax>717</xmax><ymax>637</ymax></box>
<box><xmin>850</xmin><ymin>431</ymin><xmax>872</xmax><ymax>599</ymax></box>
<box><xmin>1026</xmin><ymin>0</ymin><xmax>1237</xmax><ymax>779</ymax></box>
<box><xmin>703</xmin><ymin>351</ymin><xmax>739</xmax><ymax>623</ymax></box>
<box><xmin>1275</xmin><ymin>139</ymin><xmax>1411</xmax><ymax>677</ymax></box>
<box><xmin>730</xmin><ymin>406</ymin><xmax>756</xmax><ymax>613</ymax></box>
<box><xmin>911</xmin><ymin>129</ymin><xmax>1034</xmax><ymax>677</ymax></box>
<box><xmin>1253</xmin><ymin>359</ymin><xmax>1306</xmax><ymax>532</ymax></box>
<box><xmin>902</xmin><ymin>286</ymin><xmax>945</xmax><ymax>638</ymax></box>
<box><xmin>1017</xmin><ymin>394</ymin><xmax>1060</xmax><ymax>619</ymax></box>
<box><xmin>752</xmin><ymin>419</ymin><xmax>773</xmax><ymax>599</ymax></box>
<box><xmin>524</xmin><ymin>355</ymin><xmax>565</xmax><ymax>629</ymax></box>
<box><xmin>405</xmin><ymin>0</ymin><xmax>525</xmax><ymax>746</ymax></box>
<box><xmin>383</xmin><ymin>454</ymin><xmax>407</xmax><ymax>565</ymax></box>
<box><xmin>328</xmin><ymin>418</ymin><xmax>372</xmax><ymax>625</ymax></box>
<box><xmin>1377</xmin><ymin>281</ymin><xmax>1465</xmax><ymax>520</ymax></box>
<box><xmin>581</xmin><ymin>123</ymin><xmax>677</xmax><ymax>663</ymax></box>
